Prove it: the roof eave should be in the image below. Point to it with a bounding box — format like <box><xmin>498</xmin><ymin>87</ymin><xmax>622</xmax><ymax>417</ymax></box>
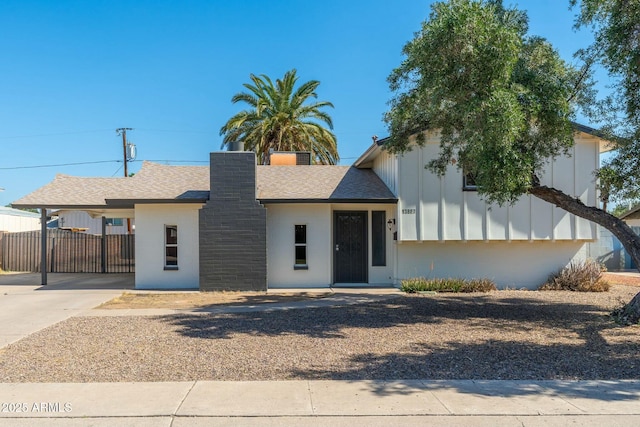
<box><xmin>353</xmin><ymin>137</ymin><xmax>387</xmax><ymax>168</ymax></box>
<box><xmin>11</xmin><ymin>203</ymin><xmax>110</xmax><ymax>210</ymax></box>
<box><xmin>104</xmin><ymin>198</ymin><xmax>208</xmax><ymax>208</ymax></box>
<box><xmin>259</xmin><ymin>198</ymin><xmax>398</xmax><ymax>204</ymax></box>
<box><xmin>12</xmin><ymin>198</ymin><xmax>208</xmax><ymax>210</ymax></box>
<box><xmin>619</xmin><ymin>204</ymin><xmax>640</xmax><ymax>220</ymax></box>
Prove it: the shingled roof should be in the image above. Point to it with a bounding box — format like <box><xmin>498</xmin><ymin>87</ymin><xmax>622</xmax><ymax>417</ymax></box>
<box><xmin>12</xmin><ymin>162</ymin><xmax>210</xmax><ymax>209</ymax></box>
<box><xmin>256</xmin><ymin>165</ymin><xmax>396</xmax><ymax>202</ymax></box>
<box><xmin>13</xmin><ymin>160</ymin><xmax>396</xmax><ymax>209</ymax></box>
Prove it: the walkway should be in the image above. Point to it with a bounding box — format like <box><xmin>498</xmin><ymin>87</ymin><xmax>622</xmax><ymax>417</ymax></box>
<box><xmin>0</xmin><ymin>380</ymin><xmax>639</xmax><ymax>426</ymax></box>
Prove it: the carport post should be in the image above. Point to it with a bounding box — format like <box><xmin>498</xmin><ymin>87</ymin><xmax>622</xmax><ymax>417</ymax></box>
<box><xmin>40</xmin><ymin>207</ymin><xmax>47</xmax><ymax>286</ymax></box>
<box><xmin>101</xmin><ymin>216</ymin><xmax>106</xmax><ymax>273</ymax></box>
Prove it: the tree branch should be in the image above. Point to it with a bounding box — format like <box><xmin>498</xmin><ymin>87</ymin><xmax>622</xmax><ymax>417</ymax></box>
<box><xmin>528</xmin><ymin>184</ymin><xmax>640</xmax><ymax>268</ymax></box>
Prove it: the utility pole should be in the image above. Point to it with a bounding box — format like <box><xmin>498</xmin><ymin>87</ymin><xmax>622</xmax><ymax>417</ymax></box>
<box><xmin>116</xmin><ymin>127</ymin><xmax>134</xmax><ymax>234</ymax></box>
<box><xmin>116</xmin><ymin>128</ymin><xmax>133</xmax><ymax>177</ymax></box>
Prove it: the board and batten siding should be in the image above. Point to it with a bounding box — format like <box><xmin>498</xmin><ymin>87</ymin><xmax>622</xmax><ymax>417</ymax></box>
<box><xmin>395</xmin><ymin>132</ymin><xmax>600</xmax><ymax>242</ymax></box>
<box><xmin>134</xmin><ymin>204</ymin><xmax>202</xmax><ymax>289</ymax></box>
<box><xmin>372</xmin><ymin>148</ymin><xmax>398</xmax><ymax>197</ymax></box>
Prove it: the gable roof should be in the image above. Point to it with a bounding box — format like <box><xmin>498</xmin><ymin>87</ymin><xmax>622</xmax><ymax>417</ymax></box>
<box><xmin>12</xmin><ymin>160</ymin><xmax>396</xmax><ymax>209</ymax></box>
<box><xmin>354</xmin><ymin>121</ymin><xmax>614</xmax><ymax>168</ymax></box>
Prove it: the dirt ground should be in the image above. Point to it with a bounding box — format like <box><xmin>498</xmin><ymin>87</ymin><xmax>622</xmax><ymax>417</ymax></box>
<box><xmin>96</xmin><ymin>273</ymin><xmax>640</xmax><ymax>310</ymax></box>
<box><xmin>2</xmin><ymin>284</ymin><xmax>639</xmax><ymax>382</ymax></box>
<box><xmin>97</xmin><ymin>290</ymin><xmax>333</xmax><ymax>309</ymax></box>
<box><xmin>602</xmin><ymin>272</ymin><xmax>640</xmax><ymax>287</ymax></box>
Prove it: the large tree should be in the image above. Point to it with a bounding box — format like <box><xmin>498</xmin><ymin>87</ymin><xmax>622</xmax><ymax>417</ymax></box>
<box><xmin>220</xmin><ymin>69</ymin><xmax>339</xmax><ymax>165</ymax></box>
<box><xmin>571</xmin><ymin>0</ymin><xmax>640</xmax><ymax>209</ymax></box>
<box><xmin>385</xmin><ymin>0</ymin><xmax>640</xmax><ymax>323</ymax></box>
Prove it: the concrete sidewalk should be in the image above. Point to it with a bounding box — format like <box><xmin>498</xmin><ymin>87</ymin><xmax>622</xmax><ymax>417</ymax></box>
<box><xmin>0</xmin><ymin>380</ymin><xmax>639</xmax><ymax>426</ymax></box>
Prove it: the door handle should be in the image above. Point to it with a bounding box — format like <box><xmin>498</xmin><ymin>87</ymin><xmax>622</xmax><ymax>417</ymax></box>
<box><xmin>335</xmin><ymin>244</ymin><xmax>339</xmax><ymax>251</ymax></box>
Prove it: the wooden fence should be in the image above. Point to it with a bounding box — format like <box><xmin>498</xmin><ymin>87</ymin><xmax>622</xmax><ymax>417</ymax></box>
<box><xmin>0</xmin><ymin>230</ymin><xmax>134</xmax><ymax>273</ymax></box>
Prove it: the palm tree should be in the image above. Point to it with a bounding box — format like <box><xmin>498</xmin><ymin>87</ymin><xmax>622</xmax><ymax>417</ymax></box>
<box><xmin>220</xmin><ymin>69</ymin><xmax>339</xmax><ymax>165</ymax></box>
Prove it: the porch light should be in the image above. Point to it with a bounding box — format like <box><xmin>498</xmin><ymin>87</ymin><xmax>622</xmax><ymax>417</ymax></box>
<box><xmin>387</xmin><ymin>218</ymin><xmax>396</xmax><ymax>230</ymax></box>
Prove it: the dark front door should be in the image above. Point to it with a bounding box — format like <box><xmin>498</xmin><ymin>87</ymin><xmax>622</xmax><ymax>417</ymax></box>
<box><xmin>334</xmin><ymin>211</ymin><xmax>367</xmax><ymax>283</ymax></box>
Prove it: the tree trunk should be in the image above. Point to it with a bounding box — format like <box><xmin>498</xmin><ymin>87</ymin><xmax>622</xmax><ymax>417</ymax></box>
<box><xmin>612</xmin><ymin>292</ymin><xmax>640</xmax><ymax>325</ymax></box>
<box><xmin>529</xmin><ymin>184</ymin><xmax>640</xmax><ymax>325</ymax></box>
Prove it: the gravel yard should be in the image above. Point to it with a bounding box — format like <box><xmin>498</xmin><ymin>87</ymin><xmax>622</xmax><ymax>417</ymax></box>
<box><xmin>0</xmin><ymin>285</ymin><xmax>639</xmax><ymax>383</ymax></box>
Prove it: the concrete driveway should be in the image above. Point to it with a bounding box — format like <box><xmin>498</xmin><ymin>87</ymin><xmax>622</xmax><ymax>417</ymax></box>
<box><xmin>0</xmin><ymin>273</ymin><xmax>133</xmax><ymax>348</ymax></box>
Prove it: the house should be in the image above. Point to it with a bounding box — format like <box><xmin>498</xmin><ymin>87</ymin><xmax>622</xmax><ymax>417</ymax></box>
<box><xmin>620</xmin><ymin>205</ymin><xmax>640</xmax><ymax>227</ymax></box>
<box><xmin>48</xmin><ymin>210</ymin><xmax>132</xmax><ymax>235</ymax></box>
<box><xmin>617</xmin><ymin>205</ymin><xmax>640</xmax><ymax>269</ymax></box>
<box><xmin>0</xmin><ymin>206</ymin><xmax>41</xmax><ymax>232</ymax></box>
<box><xmin>12</xmin><ymin>126</ymin><xmax>607</xmax><ymax>290</ymax></box>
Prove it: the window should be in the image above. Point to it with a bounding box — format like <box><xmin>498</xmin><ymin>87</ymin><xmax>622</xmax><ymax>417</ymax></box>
<box><xmin>105</xmin><ymin>218</ymin><xmax>123</xmax><ymax>226</ymax></box>
<box><xmin>165</xmin><ymin>225</ymin><xmax>178</xmax><ymax>269</ymax></box>
<box><xmin>372</xmin><ymin>211</ymin><xmax>386</xmax><ymax>266</ymax></box>
<box><xmin>294</xmin><ymin>224</ymin><xmax>307</xmax><ymax>269</ymax></box>
<box><xmin>463</xmin><ymin>171</ymin><xmax>478</xmax><ymax>191</ymax></box>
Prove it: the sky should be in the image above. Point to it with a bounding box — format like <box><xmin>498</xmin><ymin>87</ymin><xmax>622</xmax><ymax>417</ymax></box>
<box><xmin>0</xmin><ymin>0</ymin><xmax>599</xmax><ymax>207</ymax></box>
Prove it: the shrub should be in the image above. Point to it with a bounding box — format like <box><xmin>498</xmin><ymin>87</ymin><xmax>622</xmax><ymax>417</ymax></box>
<box><xmin>539</xmin><ymin>260</ymin><xmax>609</xmax><ymax>292</ymax></box>
<box><xmin>401</xmin><ymin>277</ymin><xmax>496</xmax><ymax>293</ymax></box>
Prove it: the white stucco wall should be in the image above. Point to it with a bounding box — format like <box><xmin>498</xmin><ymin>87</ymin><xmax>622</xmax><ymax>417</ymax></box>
<box><xmin>396</xmin><ymin>240</ymin><xmax>588</xmax><ymax>289</ymax></box>
<box><xmin>266</xmin><ymin>204</ymin><xmax>332</xmax><ymax>287</ymax></box>
<box><xmin>394</xmin><ymin>131</ymin><xmax>601</xmax><ymax>242</ymax></box>
<box><xmin>134</xmin><ymin>203</ymin><xmax>202</xmax><ymax>289</ymax></box>
<box><xmin>265</xmin><ymin>203</ymin><xmax>396</xmax><ymax>288</ymax></box>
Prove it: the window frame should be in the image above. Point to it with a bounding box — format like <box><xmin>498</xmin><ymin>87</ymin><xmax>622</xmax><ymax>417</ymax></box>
<box><xmin>164</xmin><ymin>224</ymin><xmax>179</xmax><ymax>270</ymax></box>
<box><xmin>105</xmin><ymin>218</ymin><xmax>124</xmax><ymax>226</ymax></box>
<box><xmin>371</xmin><ymin>211</ymin><xmax>386</xmax><ymax>266</ymax></box>
<box><xmin>294</xmin><ymin>224</ymin><xmax>308</xmax><ymax>270</ymax></box>
<box><xmin>463</xmin><ymin>171</ymin><xmax>478</xmax><ymax>191</ymax></box>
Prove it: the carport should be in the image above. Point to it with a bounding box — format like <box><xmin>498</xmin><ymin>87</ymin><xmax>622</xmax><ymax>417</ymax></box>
<box><xmin>8</xmin><ymin>206</ymin><xmax>134</xmax><ymax>286</ymax></box>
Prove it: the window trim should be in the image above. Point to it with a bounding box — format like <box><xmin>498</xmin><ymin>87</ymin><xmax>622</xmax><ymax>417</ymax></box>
<box><xmin>294</xmin><ymin>224</ymin><xmax>308</xmax><ymax>270</ymax></box>
<box><xmin>164</xmin><ymin>224</ymin><xmax>179</xmax><ymax>270</ymax></box>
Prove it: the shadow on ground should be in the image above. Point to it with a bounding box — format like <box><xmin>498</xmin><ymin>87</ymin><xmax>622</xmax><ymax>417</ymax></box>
<box><xmin>164</xmin><ymin>294</ymin><xmax>640</xmax><ymax>386</ymax></box>
<box><xmin>337</xmin><ymin>378</ymin><xmax>640</xmax><ymax>401</ymax></box>
<box><xmin>0</xmin><ymin>273</ymin><xmax>134</xmax><ymax>290</ymax></box>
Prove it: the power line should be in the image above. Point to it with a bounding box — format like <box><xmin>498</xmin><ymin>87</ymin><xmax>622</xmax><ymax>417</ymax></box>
<box><xmin>110</xmin><ymin>165</ymin><xmax>124</xmax><ymax>177</ymax></box>
<box><xmin>131</xmin><ymin>159</ymin><xmax>209</xmax><ymax>164</ymax></box>
<box><xmin>0</xmin><ymin>157</ymin><xmax>360</xmax><ymax>171</ymax></box>
<box><xmin>0</xmin><ymin>129</ymin><xmax>114</xmax><ymax>139</ymax></box>
<box><xmin>0</xmin><ymin>160</ymin><xmax>121</xmax><ymax>170</ymax></box>
<box><xmin>135</xmin><ymin>128</ymin><xmax>212</xmax><ymax>134</ymax></box>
